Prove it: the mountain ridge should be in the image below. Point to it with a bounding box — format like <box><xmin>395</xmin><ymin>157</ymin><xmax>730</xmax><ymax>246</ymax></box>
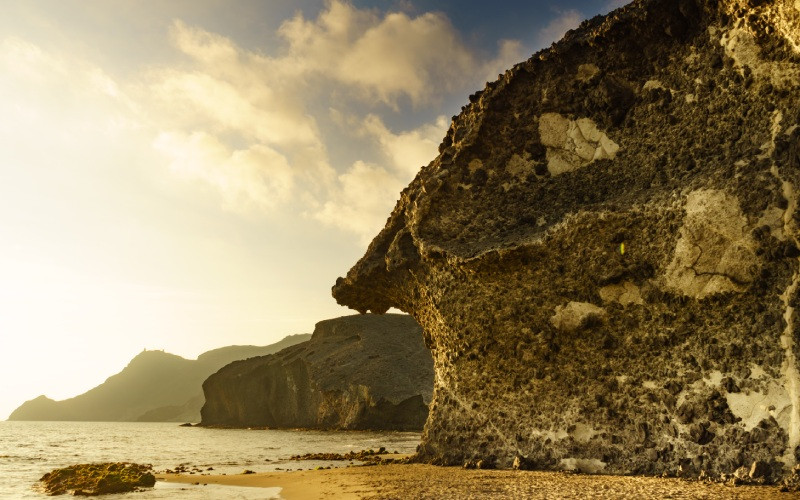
<box><xmin>8</xmin><ymin>334</ymin><xmax>311</xmax><ymax>422</ymax></box>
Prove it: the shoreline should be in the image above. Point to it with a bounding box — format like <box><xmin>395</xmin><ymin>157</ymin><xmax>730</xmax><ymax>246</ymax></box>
<box><xmin>157</xmin><ymin>463</ymin><xmax>794</xmax><ymax>499</ymax></box>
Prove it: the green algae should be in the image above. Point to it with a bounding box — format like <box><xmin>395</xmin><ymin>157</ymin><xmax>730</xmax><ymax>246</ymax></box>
<box><xmin>39</xmin><ymin>462</ymin><xmax>155</xmax><ymax>496</ymax></box>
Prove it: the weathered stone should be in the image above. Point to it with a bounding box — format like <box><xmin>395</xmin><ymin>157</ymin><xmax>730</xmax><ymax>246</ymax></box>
<box><xmin>750</xmin><ymin>459</ymin><xmax>772</xmax><ymax>479</ymax></box>
<box><xmin>333</xmin><ymin>0</ymin><xmax>800</xmax><ymax>482</ymax></box>
<box><xmin>200</xmin><ymin>314</ymin><xmax>433</xmax><ymax>430</ymax></box>
<box><xmin>599</xmin><ymin>281</ymin><xmax>644</xmax><ymax>305</ymax></box>
<box><xmin>512</xmin><ymin>454</ymin><xmax>535</xmax><ymax>470</ymax></box>
<box><xmin>781</xmin><ymin>464</ymin><xmax>800</xmax><ymax>492</ymax></box>
<box><xmin>539</xmin><ymin>113</ymin><xmax>620</xmax><ymax>175</ymax></box>
<box><xmin>39</xmin><ymin>463</ymin><xmax>155</xmax><ymax>496</ymax></box>
<box><xmin>550</xmin><ymin>301</ymin><xmax>606</xmax><ymax>332</ymax></box>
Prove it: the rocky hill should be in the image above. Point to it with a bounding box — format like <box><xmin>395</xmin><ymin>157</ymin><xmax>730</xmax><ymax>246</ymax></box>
<box><xmin>200</xmin><ymin>314</ymin><xmax>433</xmax><ymax>430</ymax></box>
<box><xmin>333</xmin><ymin>0</ymin><xmax>800</xmax><ymax>482</ymax></box>
<box><xmin>8</xmin><ymin>335</ymin><xmax>310</xmax><ymax>422</ymax></box>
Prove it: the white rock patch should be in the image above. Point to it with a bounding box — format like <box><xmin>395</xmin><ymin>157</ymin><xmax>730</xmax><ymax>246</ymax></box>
<box><xmin>726</xmin><ymin>381</ymin><xmax>792</xmax><ymax>431</ymax></box>
<box><xmin>505</xmin><ymin>152</ymin><xmax>541</xmax><ymax>181</ymax></box>
<box><xmin>576</xmin><ymin>63</ymin><xmax>600</xmax><ymax>83</ymax></box>
<box><xmin>598</xmin><ymin>281</ymin><xmax>643</xmax><ymax>306</ymax></box>
<box><xmin>550</xmin><ymin>301</ymin><xmax>606</xmax><ymax>332</ymax></box>
<box><xmin>570</xmin><ymin>422</ymin><xmax>597</xmax><ymax>443</ymax></box>
<box><xmin>643</xmin><ymin>80</ymin><xmax>665</xmax><ymax>91</ymax></box>
<box><xmin>560</xmin><ymin>458</ymin><xmax>607</xmax><ymax>473</ymax></box>
<box><xmin>538</xmin><ymin>113</ymin><xmax>619</xmax><ymax>176</ymax></box>
<box><xmin>719</xmin><ymin>23</ymin><xmax>800</xmax><ymax>88</ymax></box>
<box><xmin>758</xmin><ymin>206</ymin><xmax>787</xmax><ymax>240</ymax></box>
<box><xmin>664</xmin><ymin>189</ymin><xmax>758</xmax><ymax>298</ymax></box>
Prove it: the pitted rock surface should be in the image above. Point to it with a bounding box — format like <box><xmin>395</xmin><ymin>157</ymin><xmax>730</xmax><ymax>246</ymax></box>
<box><xmin>200</xmin><ymin>314</ymin><xmax>433</xmax><ymax>430</ymax></box>
<box><xmin>333</xmin><ymin>0</ymin><xmax>800</xmax><ymax>481</ymax></box>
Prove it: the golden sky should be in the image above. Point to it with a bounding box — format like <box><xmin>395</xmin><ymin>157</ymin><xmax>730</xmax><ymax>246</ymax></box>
<box><xmin>0</xmin><ymin>0</ymin><xmax>624</xmax><ymax>419</ymax></box>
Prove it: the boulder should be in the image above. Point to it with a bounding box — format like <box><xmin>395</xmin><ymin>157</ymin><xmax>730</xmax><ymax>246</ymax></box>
<box><xmin>39</xmin><ymin>463</ymin><xmax>155</xmax><ymax>496</ymax></box>
<box><xmin>333</xmin><ymin>0</ymin><xmax>800</xmax><ymax>479</ymax></box>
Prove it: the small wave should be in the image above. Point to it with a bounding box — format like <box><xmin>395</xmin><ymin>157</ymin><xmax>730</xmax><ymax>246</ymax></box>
<box><xmin>2</xmin><ymin>455</ymin><xmax>48</xmax><ymax>461</ymax></box>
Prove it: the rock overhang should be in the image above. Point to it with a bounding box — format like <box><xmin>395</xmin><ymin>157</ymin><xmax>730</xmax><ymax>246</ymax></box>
<box><xmin>333</xmin><ymin>0</ymin><xmax>800</xmax><ymax>482</ymax></box>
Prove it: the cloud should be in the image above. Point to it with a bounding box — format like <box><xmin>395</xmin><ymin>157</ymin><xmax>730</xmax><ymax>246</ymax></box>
<box><xmin>481</xmin><ymin>39</ymin><xmax>526</xmax><ymax>83</ymax></box>
<box><xmin>0</xmin><ymin>37</ymin><xmax>67</xmax><ymax>84</ymax></box>
<box><xmin>277</xmin><ymin>1</ymin><xmax>476</xmax><ymax>107</ymax></box>
<box><xmin>314</xmin><ymin>160</ymin><xmax>406</xmax><ymax>241</ymax></box>
<box><xmin>148</xmin><ymin>20</ymin><xmax>325</xmax><ymax>153</ymax></box>
<box><xmin>2</xmin><ymin>2</ymin><xmax>521</xmax><ymax>238</ymax></box>
<box><xmin>0</xmin><ymin>36</ymin><xmax>138</xmax><ymax>136</ymax></box>
<box><xmin>154</xmin><ymin>131</ymin><xmax>295</xmax><ymax>213</ymax></box>
<box><xmin>316</xmin><ymin>114</ymin><xmax>447</xmax><ymax>241</ymax></box>
<box><xmin>144</xmin><ymin>19</ymin><xmax>335</xmax><ymax>204</ymax></box>
<box><xmin>138</xmin><ymin>1</ymin><xmax>520</xmax><ymax>235</ymax></box>
<box><xmin>362</xmin><ymin>114</ymin><xmax>448</xmax><ymax>178</ymax></box>
<box><xmin>538</xmin><ymin>9</ymin><xmax>584</xmax><ymax>46</ymax></box>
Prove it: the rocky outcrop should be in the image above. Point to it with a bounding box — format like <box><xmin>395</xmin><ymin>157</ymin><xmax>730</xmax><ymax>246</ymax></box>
<box><xmin>333</xmin><ymin>0</ymin><xmax>800</xmax><ymax>481</ymax></box>
<box><xmin>39</xmin><ymin>463</ymin><xmax>155</xmax><ymax>496</ymax></box>
<box><xmin>9</xmin><ymin>335</ymin><xmax>310</xmax><ymax>422</ymax></box>
<box><xmin>200</xmin><ymin>314</ymin><xmax>433</xmax><ymax>430</ymax></box>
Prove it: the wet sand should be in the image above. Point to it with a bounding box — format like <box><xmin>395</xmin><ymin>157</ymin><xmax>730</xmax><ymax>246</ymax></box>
<box><xmin>157</xmin><ymin>463</ymin><xmax>793</xmax><ymax>499</ymax></box>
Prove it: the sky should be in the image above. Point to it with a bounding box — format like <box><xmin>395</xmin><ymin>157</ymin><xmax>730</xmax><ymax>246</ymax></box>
<box><xmin>0</xmin><ymin>0</ymin><xmax>628</xmax><ymax>420</ymax></box>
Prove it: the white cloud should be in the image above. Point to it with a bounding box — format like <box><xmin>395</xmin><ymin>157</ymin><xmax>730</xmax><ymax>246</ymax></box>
<box><xmin>481</xmin><ymin>39</ymin><xmax>526</xmax><ymax>83</ymax></box>
<box><xmin>154</xmin><ymin>131</ymin><xmax>295</xmax><ymax>213</ymax></box>
<box><xmin>315</xmin><ymin>160</ymin><xmax>405</xmax><ymax>241</ymax></box>
<box><xmin>152</xmin><ymin>70</ymin><xmax>319</xmax><ymax>148</ymax></box>
<box><xmin>2</xmin><ymin>2</ymin><xmax>523</xmax><ymax>238</ymax></box>
<box><xmin>316</xmin><ymin>114</ymin><xmax>447</xmax><ymax>240</ymax></box>
<box><xmin>538</xmin><ymin>10</ymin><xmax>584</xmax><ymax>47</ymax></box>
<box><xmin>149</xmin><ymin>21</ymin><xmax>324</xmax><ymax>150</ymax></box>
<box><xmin>0</xmin><ymin>37</ymin><xmax>66</xmax><ymax>83</ymax></box>
<box><xmin>362</xmin><ymin>114</ymin><xmax>447</xmax><ymax>178</ymax></box>
<box><xmin>139</xmin><ymin>1</ymin><xmax>520</xmax><ymax>233</ymax></box>
<box><xmin>0</xmin><ymin>36</ymin><xmax>139</xmax><ymax>137</ymax></box>
<box><xmin>144</xmin><ymin>19</ymin><xmax>336</xmax><ymax>207</ymax></box>
<box><xmin>277</xmin><ymin>1</ymin><xmax>476</xmax><ymax>107</ymax></box>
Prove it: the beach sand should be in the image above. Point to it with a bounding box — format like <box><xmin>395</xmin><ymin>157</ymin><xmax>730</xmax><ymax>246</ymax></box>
<box><xmin>157</xmin><ymin>463</ymin><xmax>794</xmax><ymax>499</ymax></box>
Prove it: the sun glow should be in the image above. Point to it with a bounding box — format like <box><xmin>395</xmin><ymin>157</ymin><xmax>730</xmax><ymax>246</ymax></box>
<box><xmin>0</xmin><ymin>0</ymin><xmax>539</xmax><ymax>420</ymax></box>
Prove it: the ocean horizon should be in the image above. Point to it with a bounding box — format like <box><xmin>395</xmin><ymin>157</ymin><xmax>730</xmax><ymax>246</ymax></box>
<box><xmin>0</xmin><ymin>421</ymin><xmax>420</xmax><ymax>499</ymax></box>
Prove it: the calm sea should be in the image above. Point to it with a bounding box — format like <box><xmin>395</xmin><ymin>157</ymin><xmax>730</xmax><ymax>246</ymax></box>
<box><xmin>0</xmin><ymin>421</ymin><xmax>421</xmax><ymax>499</ymax></box>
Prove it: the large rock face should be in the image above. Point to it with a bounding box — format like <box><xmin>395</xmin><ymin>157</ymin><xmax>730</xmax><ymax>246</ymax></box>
<box><xmin>333</xmin><ymin>0</ymin><xmax>800</xmax><ymax>480</ymax></box>
<box><xmin>200</xmin><ymin>314</ymin><xmax>433</xmax><ymax>430</ymax></box>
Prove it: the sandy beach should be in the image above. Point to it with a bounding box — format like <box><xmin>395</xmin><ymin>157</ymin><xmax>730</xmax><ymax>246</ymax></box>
<box><xmin>157</xmin><ymin>463</ymin><xmax>794</xmax><ymax>499</ymax></box>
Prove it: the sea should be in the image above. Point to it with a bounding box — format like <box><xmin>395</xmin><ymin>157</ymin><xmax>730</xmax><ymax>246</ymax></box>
<box><xmin>0</xmin><ymin>421</ymin><xmax>421</xmax><ymax>499</ymax></box>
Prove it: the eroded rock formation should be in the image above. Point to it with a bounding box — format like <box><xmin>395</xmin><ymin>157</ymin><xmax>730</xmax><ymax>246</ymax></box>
<box><xmin>333</xmin><ymin>0</ymin><xmax>800</xmax><ymax>481</ymax></box>
<box><xmin>200</xmin><ymin>314</ymin><xmax>433</xmax><ymax>430</ymax></box>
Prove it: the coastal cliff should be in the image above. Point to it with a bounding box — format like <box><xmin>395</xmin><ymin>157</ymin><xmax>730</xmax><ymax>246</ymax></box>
<box><xmin>200</xmin><ymin>314</ymin><xmax>433</xmax><ymax>430</ymax></box>
<box><xmin>333</xmin><ymin>0</ymin><xmax>800</xmax><ymax>481</ymax></box>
